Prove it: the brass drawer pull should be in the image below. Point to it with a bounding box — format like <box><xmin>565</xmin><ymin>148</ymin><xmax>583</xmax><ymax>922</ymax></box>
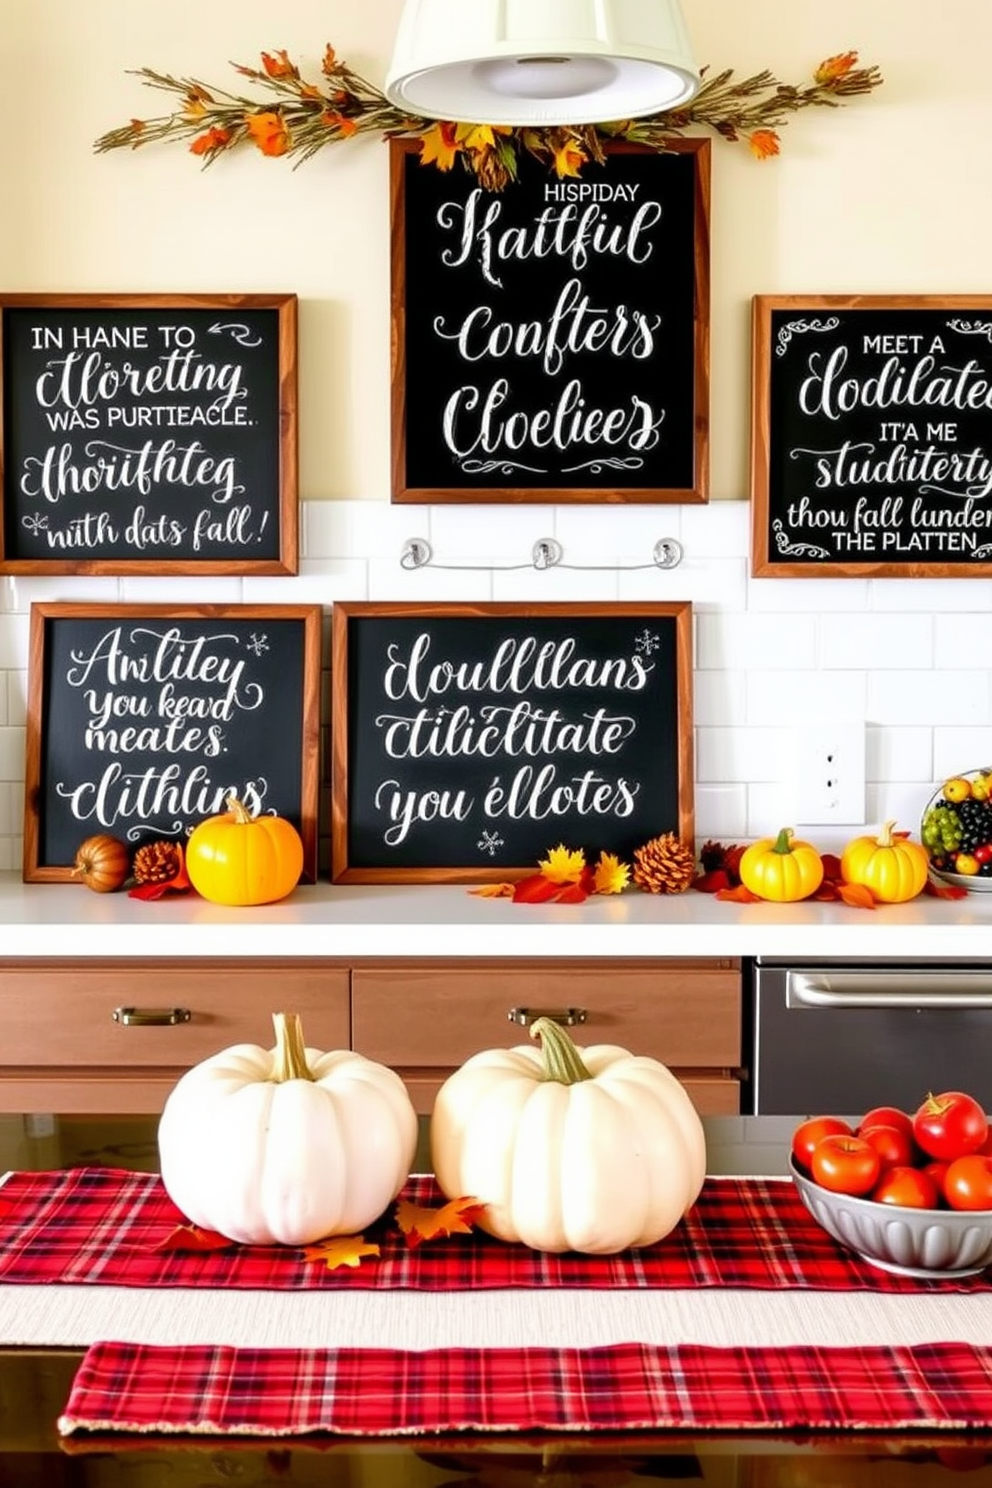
<box><xmin>112</xmin><ymin>1006</ymin><xmax>192</xmax><ymax>1027</ymax></box>
<box><xmin>507</xmin><ymin>1006</ymin><xmax>588</xmax><ymax>1028</ymax></box>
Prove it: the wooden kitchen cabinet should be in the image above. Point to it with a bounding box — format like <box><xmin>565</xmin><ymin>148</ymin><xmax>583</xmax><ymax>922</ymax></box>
<box><xmin>0</xmin><ymin>960</ymin><xmax>350</xmax><ymax>1113</ymax></box>
<box><xmin>352</xmin><ymin>958</ymin><xmax>742</xmax><ymax>1116</ymax></box>
<box><xmin>0</xmin><ymin>956</ymin><xmax>741</xmax><ymax>1116</ymax></box>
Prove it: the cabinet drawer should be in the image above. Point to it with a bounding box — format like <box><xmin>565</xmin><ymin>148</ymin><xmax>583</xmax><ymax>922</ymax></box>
<box><xmin>0</xmin><ymin>961</ymin><xmax>350</xmax><ymax>1069</ymax></box>
<box><xmin>352</xmin><ymin>962</ymin><xmax>741</xmax><ymax>1069</ymax></box>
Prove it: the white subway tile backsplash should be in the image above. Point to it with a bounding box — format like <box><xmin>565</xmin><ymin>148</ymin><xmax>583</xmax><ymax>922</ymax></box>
<box><xmin>819</xmin><ymin>612</ymin><xmax>933</xmax><ymax>669</ymax></box>
<box><xmin>746</xmin><ymin>575</ymin><xmax>870</xmax><ymax>613</ymax></box>
<box><xmin>553</xmin><ymin>505</ymin><xmax>684</xmax><ymax>562</ymax></box>
<box><xmin>694</xmin><ymin>784</ymin><xmax>748</xmax><ymax>839</ymax></box>
<box><xmin>746</xmin><ymin>669</ymin><xmax>866</xmax><ymax>726</ymax></box>
<box><xmin>869</xmin><ymin>578</ymin><xmax>992</xmax><ymax>612</ymax></box>
<box><xmin>0</xmin><ymin>495</ymin><xmax>988</xmax><ymax>866</ymax></box>
<box><xmin>695</xmin><ymin>612</ymin><xmax>816</xmax><ymax>671</ymax></box>
<box><xmin>869</xmin><ymin>670</ymin><xmax>991</xmax><ymax>726</ymax></box>
<box><xmin>935</xmin><ymin>613</ymin><xmax>992</xmax><ymax>669</ymax></box>
<box><xmin>933</xmin><ymin>728</ymin><xmax>992</xmax><ymax>776</ymax></box>
<box><xmin>0</xmin><ymin>617</ymin><xmax>30</xmax><ymax>672</ymax></box>
<box><xmin>305</xmin><ymin>500</ymin><xmax>432</xmax><ymax>561</ymax></box>
<box><xmin>866</xmin><ymin>725</ymin><xmax>932</xmax><ymax>783</ymax></box>
<box><xmin>430</xmin><ymin>504</ymin><xmax>558</xmax><ymax>560</ymax></box>
<box><xmin>0</xmin><ymin>728</ymin><xmax>25</xmax><ymax>780</ymax></box>
<box><xmin>696</xmin><ymin>727</ymin><xmax>792</xmax><ymax>783</ymax></box>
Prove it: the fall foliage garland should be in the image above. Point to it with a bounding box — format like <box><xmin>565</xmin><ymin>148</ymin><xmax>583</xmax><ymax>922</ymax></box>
<box><xmin>94</xmin><ymin>44</ymin><xmax>882</xmax><ymax>190</ymax></box>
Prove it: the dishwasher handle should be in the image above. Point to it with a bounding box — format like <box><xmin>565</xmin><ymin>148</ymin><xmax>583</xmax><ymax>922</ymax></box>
<box><xmin>787</xmin><ymin>971</ymin><xmax>992</xmax><ymax>1010</ymax></box>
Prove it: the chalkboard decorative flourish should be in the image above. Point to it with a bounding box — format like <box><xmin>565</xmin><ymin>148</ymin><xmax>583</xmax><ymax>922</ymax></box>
<box><xmin>774</xmin><ymin>316</ymin><xmax>840</xmax><ymax>357</ymax></box>
<box><xmin>947</xmin><ymin>319</ymin><xmax>992</xmax><ymax>344</ymax></box>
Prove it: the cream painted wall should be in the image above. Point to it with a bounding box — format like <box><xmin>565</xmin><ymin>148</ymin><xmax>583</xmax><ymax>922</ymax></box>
<box><xmin>2</xmin><ymin>0</ymin><xmax>989</xmax><ymax>505</ymax></box>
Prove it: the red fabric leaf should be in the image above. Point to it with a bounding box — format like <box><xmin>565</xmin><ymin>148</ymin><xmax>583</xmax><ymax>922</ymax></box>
<box><xmin>715</xmin><ymin>884</ymin><xmax>762</xmax><ymax>903</ymax></box>
<box><xmin>554</xmin><ymin>880</ymin><xmax>590</xmax><ymax>904</ymax></box>
<box><xmin>925</xmin><ymin>878</ymin><xmax>969</xmax><ymax>900</ymax></box>
<box><xmin>820</xmin><ymin>853</ymin><xmax>844</xmax><ymax>882</ymax></box>
<box><xmin>152</xmin><ymin>1223</ymin><xmax>234</xmax><ymax>1252</ymax></box>
<box><xmin>694</xmin><ymin>868</ymin><xmax>732</xmax><ymax>893</ymax></box>
<box><xmin>512</xmin><ymin>873</ymin><xmax>562</xmax><ymax>904</ymax></box>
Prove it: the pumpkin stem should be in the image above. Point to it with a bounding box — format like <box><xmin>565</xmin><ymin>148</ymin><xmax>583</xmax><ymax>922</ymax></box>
<box><xmin>771</xmin><ymin>827</ymin><xmax>795</xmax><ymax>855</ymax></box>
<box><xmin>529</xmin><ymin>1016</ymin><xmax>593</xmax><ymax>1085</ymax></box>
<box><xmin>270</xmin><ymin>1011</ymin><xmax>315</xmax><ymax>1083</ymax></box>
<box><xmin>226</xmin><ymin>795</ymin><xmax>254</xmax><ymax>824</ymax></box>
<box><xmin>877</xmin><ymin>818</ymin><xmax>897</xmax><ymax>847</ymax></box>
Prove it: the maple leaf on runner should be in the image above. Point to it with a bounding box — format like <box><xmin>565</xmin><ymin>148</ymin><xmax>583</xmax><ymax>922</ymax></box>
<box><xmin>395</xmin><ymin>1195</ymin><xmax>488</xmax><ymax>1250</ymax></box>
<box><xmin>152</xmin><ymin>1223</ymin><xmax>234</xmax><ymax>1253</ymax></box>
<box><xmin>302</xmin><ymin>1236</ymin><xmax>381</xmax><ymax>1271</ymax></box>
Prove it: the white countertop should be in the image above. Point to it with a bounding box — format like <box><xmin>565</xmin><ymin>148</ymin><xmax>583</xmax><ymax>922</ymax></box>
<box><xmin>1</xmin><ymin>871</ymin><xmax>991</xmax><ymax>960</ymax></box>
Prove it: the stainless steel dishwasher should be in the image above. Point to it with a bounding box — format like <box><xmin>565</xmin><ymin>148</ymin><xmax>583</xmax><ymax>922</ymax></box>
<box><xmin>748</xmin><ymin>957</ymin><xmax>992</xmax><ymax>1115</ymax></box>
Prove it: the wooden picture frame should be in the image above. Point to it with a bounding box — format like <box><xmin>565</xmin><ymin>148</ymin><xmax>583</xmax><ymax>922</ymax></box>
<box><xmin>751</xmin><ymin>294</ymin><xmax>992</xmax><ymax>577</ymax></box>
<box><xmin>331</xmin><ymin>601</ymin><xmax>694</xmax><ymax>884</ymax></box>
<box><xmin>24</xmin><ymin>603</ymin><xmax>322</xmax><ymax>882</ymax></box>
<box><xmin>0</xmin><ymin>293</ymin><xmax>298</xmax><ymax>574</ymax></box>
<box><xmin>390</xmin><ymin>139</ymin><xmax>710</xmax><ymax>505</ymax></box>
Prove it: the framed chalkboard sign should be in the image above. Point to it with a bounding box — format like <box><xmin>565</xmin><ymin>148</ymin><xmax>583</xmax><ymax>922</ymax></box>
<box><xmin>1</xmin><ymin>293</ymin><xmax>298</xmax><ymax>574</ymax></box>
<box><xmin>390</xmin><ymin>139</ymin><xmax>710</xmax><ymax>505</ymax></box>
<box><xmin>330</xmin><ymin>601</ymin><xmax>693</xmax><ymax>883</ymax></box>
<box><xmin>24</xmin><ymin>603</ymin><xmax>321</xmax><ymax>882</ymax></box>
<box><xmin>751</xmin><ymin>294</ymin><xmax>992</xmax><ymax>577</ymax></box>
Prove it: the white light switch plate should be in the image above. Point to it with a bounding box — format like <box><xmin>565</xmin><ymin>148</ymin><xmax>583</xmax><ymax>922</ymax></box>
<box><xmin>791</xmin><ymin>722</ymin><xmax>866</xmax><ymax>825</ymax></box>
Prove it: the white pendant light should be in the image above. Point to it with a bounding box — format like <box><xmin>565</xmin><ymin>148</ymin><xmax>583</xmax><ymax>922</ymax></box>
<box><xmin>385</xmin><ymin>0</ymin><xmax>701</xmax><ymax>127</ymax></box>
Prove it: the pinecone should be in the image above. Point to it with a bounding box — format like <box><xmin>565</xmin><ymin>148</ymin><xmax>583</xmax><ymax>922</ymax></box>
<box><xmin>132</xmin><ymin>840</ymin><xmax>181</xmax><ymax>885</ymax></box>
<box><xmin>632</xmin><ymin>832</ymin><xmax>698</xmax><ymax>894</ymax></box>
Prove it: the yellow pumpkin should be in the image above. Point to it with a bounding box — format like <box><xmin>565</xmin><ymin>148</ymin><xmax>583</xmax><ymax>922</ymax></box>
<box><xmin>739</xmin><ymin>827</ymin><xmax>824</xmax><ymax>902</ymax></box>
<box><xmin>185</xmin><ymin>795</ymin><xmax>304</xmax><ymax>905</ymax></box>
<box><xmin>840</xmin><ymin>819</ymin><xmax>929</xmax><ymax>903</ymax></box>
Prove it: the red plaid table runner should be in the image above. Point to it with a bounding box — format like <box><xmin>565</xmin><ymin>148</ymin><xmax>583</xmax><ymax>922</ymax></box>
<box><xmin>2</xmin><ymin>1167</ymin><xmax>990</xmax><ymax>1293</ymax></box>
<box><xmin>57</xmin><ymin>1339</ymin><xmax>992</xmax><ymax>1435</ymax></box>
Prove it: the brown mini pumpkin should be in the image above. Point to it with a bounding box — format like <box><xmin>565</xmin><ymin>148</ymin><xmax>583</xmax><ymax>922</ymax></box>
<box><xmin>72</xmin><ymin>833</ymin><xmax>130</xmax><ymax>893</ymax></box>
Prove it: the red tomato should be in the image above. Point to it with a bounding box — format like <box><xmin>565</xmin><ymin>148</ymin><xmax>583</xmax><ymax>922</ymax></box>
<box><xmin>922</xmin><ymin>1159</ymin><xmax>950</xmax><ymax>1198</ymax></box>
<box><xmin>943</xmin><ymin>1154</ymin><xmax>992</xmax><ymax>1211</ymax></box>
<box><xmin>791</xmin><ymin>1116</ymin><xmax>852</xmax><ymax>1170</ymax></box>
<box><xmin>858</xmin><ymin>1105</ymin><xmax>914</xmax><ymax>1141</ymax></box>
<box><xmin>810</xmin><ymin>1134</ymin><xmax>881</xmax><ymax>1196</ymax></box>
<box><xmin>872</xmin><ymin>1165</ymin><xmax>940</xmax><ymax>1209</ymax></box>
<box><xmin>913</xmin><ymin>1091</ymin><xmax>989</xmax><ymax>1160</ymax></box>
<box><xmin>860</xmin><ymin>1123</ymin><xmax>915</xmax><ymax>1170</ymax></box>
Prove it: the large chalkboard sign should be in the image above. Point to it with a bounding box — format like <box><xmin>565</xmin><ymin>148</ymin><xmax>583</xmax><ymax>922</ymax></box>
<box><xmin>390</xmin><ymin>139</ymin><xmax>710</xmax><ymax>505</ymax></box>
<box><xmin>752</xmin><ymin>294</ymin><xmax>992</xmax><ymax>577</ymax></box>
<box><xmin>24</xmin><ymin>603</ymin><xmax>321</xmax><ymax>882</ymax></box>
<box><xmin>1</xmin><ymin>294</ymin><xmax>298</xmax><ymax>574</ymax></box>
<box><xmin>330</xmin><ymin>602</ymin><xmax>693</xmax><ymax>883</ymax></box>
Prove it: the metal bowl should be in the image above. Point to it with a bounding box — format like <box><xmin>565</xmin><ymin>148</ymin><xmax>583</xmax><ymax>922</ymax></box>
<box><xmin>790</xmin><ymin>1157</ymin><xmax>992</xmax><ymax>1278</ymax></box>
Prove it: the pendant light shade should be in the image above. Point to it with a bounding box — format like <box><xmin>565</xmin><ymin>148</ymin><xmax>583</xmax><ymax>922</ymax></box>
<box><xmin>385</xmin><ymin>0</ymin><xmax>701</xmax><ymax>126</ymax></box>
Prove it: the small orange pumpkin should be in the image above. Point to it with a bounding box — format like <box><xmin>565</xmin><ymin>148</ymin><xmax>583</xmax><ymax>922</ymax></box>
<box><xmin>185</xmin><ymin>796</ymin><xmax>304</xmax><ymax>906</ymax></box>
<box><xmin>72</xmin><ymin>833</ymin><xmax>130</xmax><ymax>893</ymax></box>
<box><xmin>739</xmin><ymin>827</ymin><xmax>824</xmax><ymax>902</ymax></box>
<box><xmin>840</xmin><ymin>819</ymin><xmax>929</xmax><ymax>903</ymax></box>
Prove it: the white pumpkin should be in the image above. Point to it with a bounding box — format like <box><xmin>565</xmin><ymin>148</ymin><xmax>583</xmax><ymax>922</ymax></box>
<box><xmin>158</xmin><ymin>1011</ymin><xmax>418</xmax><ymax>1246</ymax></box>
<box><xmin>430</xmin><ymin>1016</ymin><xmax>706</xmax><ymax>1255</ymax></box>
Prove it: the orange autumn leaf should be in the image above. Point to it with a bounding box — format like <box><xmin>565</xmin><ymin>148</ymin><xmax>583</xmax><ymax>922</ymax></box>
<box><xmin>190</xmin><ymin>126</ymin><xmax>233</xmax><ymax>158</ymax></box>
<box><xmin>469</xmin><ymin>882</ymin><xmax>515</xmax><ymax>898</ymax></box>
<box><xmin>262</xmin><ymin>49</ymin><xmax>299</xmax><ymax>80</ymax></box>
<box><xmin>419</xmin><ymin>121</ymin><xmax>460</xmax><ymax>171</ymax></box>
<box><xmin>395</xmin><ymin>1194</ymin><xmax>487</xmax><ymax>1249</ymax></box>
<box><xmin>836</xmin><ymin>881</ymin><xmax>877</xmax><ymax>910</ymax></box>
<box><xmin>538</xmin><ymin>844</ymin><xmax>586</xmax><ymax>884</ymax></box>
<box><xmin>320</xmin><ymin>109</ymin><xmax>358</xmax><ymax>138</ymax></box>
<box><xmin>715</xmin><ymin>883</ymin><xmax>763</xmax><ymax>903</ymax></box>
<box><xmin>553</xmin><ymin>141</ymin><xmax>587</xmax><ymax>178</ymax></box>
<box><xmin>815</xmin><ymin>50</ymin><xmax>859</xmax><ymax>85</ymax></box>
<box><xmin>303</xmin><ymin>1235</ymin><xmax>380</xmax><ymax>1271</ymax></box>
<box><xmin>592</xmin><ymin>851</ymin><xmax>630</xmax><ymax>895</ymax></box>
<box><xmin>748</xmin><ymin>129</ymin><xmax>780</xmax><ymax>160</ymax></box>
<box><xmin>512</xmin><ymin>872</ymin><xmax>564</xmax><ymax>904</ymax></box>
<box><xmin>153</xmin><ymin>1223</ymin><xmax>234</xmax><ymax>1253</ymax></box>
<box><xmin>245</xmin><ymin>110</ymin><xmax>290</xmax><ymax>157</ymax></box>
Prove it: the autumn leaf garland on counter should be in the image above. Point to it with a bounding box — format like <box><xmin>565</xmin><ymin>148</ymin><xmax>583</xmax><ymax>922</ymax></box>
<box><xmin>471</xmin><ymin>834</ymin><xmax>696</xmax><ymax>904</ymax></box>
<box><xmin>93</xmin><ymin>45</ymin><xmax>882</xmax><ymax>191</ymax></box>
